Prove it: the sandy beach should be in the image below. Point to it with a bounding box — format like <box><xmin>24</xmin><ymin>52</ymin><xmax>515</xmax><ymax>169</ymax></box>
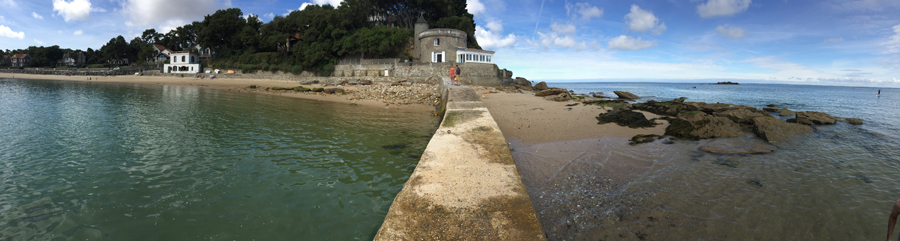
<box><xmin>481</xmin><ymin>91</ymin><xmax>667</xmax><ymax>144</ymax></box>
<box><xmin>0</xmin><ymin>73</ymin><xmax>438</xmax><ymax>113</ymax></box>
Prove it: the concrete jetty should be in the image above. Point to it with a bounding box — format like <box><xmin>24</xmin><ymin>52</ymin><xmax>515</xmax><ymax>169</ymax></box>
<box><xmin>375</xmin><ymin>78</ymin><xmax>546</xmax><ymax>240</ymax></box>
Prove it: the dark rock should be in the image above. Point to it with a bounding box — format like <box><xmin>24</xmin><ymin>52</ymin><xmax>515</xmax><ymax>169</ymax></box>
<box><xmin>778</xmin><ymin>108</ymin><xmax>795</xmax><ymax>117</ymax></box>
<box><xmin>312</xmin><ymin>88</ymin><xmax>325</xmax><ymax>92</ymax></box>
<box><xmin>748</xmin><ymin>179</ymin><xmax>763</xmax><ymax>187</ymax></box>
<box><xmin>701</xmin><ymin>141</ymin><xmax>776</xmax><ymax>154</ymax></box>
<box><xmin>533</xmin><ymin>81</ymin><xmax>549</xmax><ymax>91</ymax></box>
<box><xmin>712</xmin><ymin>158</ymin><xmax>739</xmax><ymax>168</ymax></box>
<box><xmin>535</xmin><ymin>88</ymin><xmax>567</xmax><ymax>97</ymax></box>
<box><xmin>751</xmin><ymin>116</ymin><xmax>813</xmax><ymax>142</ymax></box>
<box><xmin>842</xmin><ymin>118</ymin><xmax>864</xmax><ymax>125</ymax></box>
<box><xmin>550</xmin><ymin>92</ymin><xmax>571</xmax><ymax>102</ymax></box>
<box><xmin>630</xmin><ymin>134</ymin><xmax>665</xmax><ymax>145</ymax></box>
<box><xmin>358</xmin><ymin>79</ymin><xmax>373</xmax><ymax>85</ymax></box>
<box><xmin>855</xmin><ymin>174</ymin><xmax>874</xmax><ymax>183</ymax></box>
<box><xmin>766</xmin><ymin>104</ymin><xmax>778</xmax><ymax>107</ymax></box>
<box><xmin>514</xmin><ymin>77</ymin><xmax>531</xmax><ymax>87</ymax></box>
<box><xmin>300</xmin><ymin>80</ymin><xmax>319</xmax><ymax>85</ymax></box>
<box><xmin>633</xmin><ymin>100</ymin><xmax>698</xmax><ymax>116</ymax></box>
<box><xmin>590</xmin><ymin>92</ymin><xmax>604</xmax><ymax>98</ymax></box>
<box><xmin>664</xmin><ymin>111</ymin><xmax>742</xmax><ymax>140</ymax></box>
<box><xmin>596</xmin><ymin>108</ymin><xmax>658</xmax><ymax>128</ymax></box>
<box><xmin>323</xmin><ymin>88</ymin><xmax>344</xmax><ymax>94</ymax></box>
<box><xmin>672</xmin><ymin>97</ymin><xmax>687</xmax><ymax>103</ymax></box>
<box><xmin>714</xmin><ymin>108</ymin><xmax>767</xmax><ymax>125</ymax></box>
<box><xmin>613</xmin><ymin>91</ymin><xmax>639</xmax><ymax>100</ymax></box>
<box><xmin>763</xmin><ymin>107</ymin><xmax>779</xmax><ymax>112</ymax></box>
<box><xmin>789</xmin><ymin>111</ymin><xmax>836</xmax><ymax>125</ymax></box>
<box><xmin>583</xmin><ymin>100</ymin><xmax>631</xmax><ymax>108</ymax></box>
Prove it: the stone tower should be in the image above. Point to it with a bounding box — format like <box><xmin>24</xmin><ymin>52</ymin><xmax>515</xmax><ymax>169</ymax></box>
<box><xmin>414</xmin><ymin>14</ymin><xmax>429</xmax><ymax>62</ymax></box>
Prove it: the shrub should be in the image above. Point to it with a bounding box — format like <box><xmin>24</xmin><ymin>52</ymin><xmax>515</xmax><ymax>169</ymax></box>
<box><xmin>241</xmin><ymin>64</ymin><xmax>255</xmax><ymax>74</ymax></box>
<box><xmin>249</xmin><ymin>85</ymin><xmax>257</xmax><ymax>88</ymax></box>
<box><xmin>319</xmin><ymin>62</ymin><xmax>335</xmax><ymax>77</ymax></box>
<box><xmin>291</xmin><ymin>65</ymin><xmax>302</xmax><ymax>75</ymax></box>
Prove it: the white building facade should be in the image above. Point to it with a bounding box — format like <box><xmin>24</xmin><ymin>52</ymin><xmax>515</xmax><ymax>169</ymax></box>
<box><xmin>456</xmin><ymin>48</ymin><xmax>494</xmax><ymax>64</ymax></box>
<box><xmin>164</xmin><ymin>52</ymin><xmax>201</xmax><ymax>74</ymax></box>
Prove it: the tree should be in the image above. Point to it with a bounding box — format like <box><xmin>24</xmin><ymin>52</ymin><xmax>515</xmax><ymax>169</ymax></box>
<box><xmin>199</xmin><ymin>8</ymin><xmax>246</xmax><ymax>57</ymax></box>
<box><xmin>142</xmin><ymin>29</ymin><xmax>160</xmax><ymax>44</ymax></box>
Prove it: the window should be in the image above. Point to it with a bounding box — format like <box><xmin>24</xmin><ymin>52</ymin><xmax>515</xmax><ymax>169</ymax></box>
<box><xmin>191</xmin><ymin>56</ymin><xmax>195</xmax><ymax>63</ymax></box>
<box><xmin>181</xmin><ymin>56</ymin><xmax>185</xmax><ymax>62</ymax></box>
<box><xmin>480</xmin><ymin>55</ymin><xmax>485</xmax><ymax>62</ymax></box>
<box><xmin>487</xmin><ymin>56</ymin><xmax>492</xmax><ymax>62</ymax></box>
<box><xmin>434</xmin><ymin>38</ymin><xmax>440</xmax><ymax>46</ymax></box>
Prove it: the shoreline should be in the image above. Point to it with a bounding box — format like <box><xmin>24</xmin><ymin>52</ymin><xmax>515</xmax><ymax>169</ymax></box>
<box><xmin>0</xmin><ymin>73</ymin><xmax>438</xmax><ymax>113</ymax></box>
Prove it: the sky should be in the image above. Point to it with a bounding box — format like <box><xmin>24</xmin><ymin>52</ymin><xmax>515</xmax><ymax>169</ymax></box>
<box><xmin>1</xmin><ymin>0</ymin><xmax>899</xmax><ymax>86</ymax></box>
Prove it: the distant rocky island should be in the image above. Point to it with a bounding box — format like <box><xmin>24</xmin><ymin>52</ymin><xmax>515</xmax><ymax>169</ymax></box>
<box><xmin>715</xmin><ymin>81</ymin><xmax>739</xmax><ymax>85</ymax></box>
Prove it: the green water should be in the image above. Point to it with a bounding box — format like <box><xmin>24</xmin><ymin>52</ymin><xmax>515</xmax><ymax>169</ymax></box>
<box><xmin>0</xmin><ymin>79</ymin><xmax>438</xmax><ymax>240</ymax></box>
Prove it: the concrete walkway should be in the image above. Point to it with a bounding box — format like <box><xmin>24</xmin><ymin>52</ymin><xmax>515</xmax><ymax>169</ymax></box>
<box><xmin>375</xmin><ymin>78</ymin><xmax>546</xmax><ymax>240</ymax></box>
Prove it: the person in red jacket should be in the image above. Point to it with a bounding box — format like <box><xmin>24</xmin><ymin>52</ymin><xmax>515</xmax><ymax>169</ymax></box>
<box><xmin>449</xmin><ymin>65</ymin><xmax>456</xmax><ymax>86</ymax></box>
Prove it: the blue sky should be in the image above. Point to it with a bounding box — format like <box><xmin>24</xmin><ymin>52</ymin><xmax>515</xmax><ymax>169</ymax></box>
<box><xmin>1</xmin><ymin>0</ymin><xmax>899</xmax><ymax>86</ymax></box>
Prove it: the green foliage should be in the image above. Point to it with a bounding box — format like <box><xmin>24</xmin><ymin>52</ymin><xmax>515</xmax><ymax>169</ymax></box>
<box><xmin>312</xmin><ymin>88</ymin><xmax>325</xmax><ymax>92</ymax></box>
<box><xmin>249</xmin><ymin>85</ymin><xmax>257</xmax><ymax>88</ymax></box>
<box><xmin>319</xmin><ymin>62</ymin><xmax>335</xmax><ymax>76</ymax></box>
<box><xmin>272</xmin><ymin>86</ymin><xmax>287</xmax><ymax>90</ymax></box>
<box><xmin>291</xmin><ymin>65</ymin><xmax>302</xmax><ymax>75</ymax></box>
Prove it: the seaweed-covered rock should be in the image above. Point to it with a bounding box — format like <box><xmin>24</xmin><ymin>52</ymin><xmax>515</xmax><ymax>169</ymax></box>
<box><xmin>543</xmin><ymin>92</ymin><xmax>571</xmax><ymax>102</ymax></box>
<box><xmin>843</xmin><ymin>118</ymin><xmax>864</xmax><ymax>125</ymax></box>
<box><xmin>778</xmin><ymin>108</ymin><xmax>795</xmax><ymax>117</ymax></box>
<box><xmin>613</xmin><ymin>91</ymin><xmax>639</xmax><ymax>100</ymax></box>
<box><xmin>535</xmin><ymin>88</ymin><xmax>567</xmax><ymax>97</ymax></box>
<box><xmin>672</xmin><ymin>97</ymin><xmax>687</xmax><ymax>103</ymax></box>
<box><xmin>596</xmin><ymin>108</ymin><xmax>657</xmax><ymax>128</ymax></box>
<box><xmin>664</xmin><ymin>111</ymin><xmax>742</xmax><ymax>140</ymax></box>
<box><xmin>583</xmin><ymin>99</ymin><xmax>630</xmax><ymax>108</ymax></box>
<box><xmin>324</xmin><ymin>88</ymin><xmax>345</xmax><ymax>94</ymax></box>
<box><xmin>789</xmin><ymin>111</ymin><xmax>836</xmax><ymax>125</ymax></box>
<box><xmin>633</xmin><ymin>100</ymin><xmax>698</xmax><ymax>116</ymax></box>
<box><xmin>630</xmin><ymin>134</ymin><xmax>665</xmax><ymax>145</ymax></box>
<box><xmin>714</xmin><ymin>108</ymin><xmax>767</xmax><ymax>125</ymax></box>
<box><xmin>533</xmin><ymin>81</ymin><xmax>549</xmax><ymax>91</ymax></box>
<box><xmin>752</xmin><ymin>116</ymin><xmax>814</xmax><ymax>143</ymax></box>
<box><xmin>763</xmin><ymin>107</ymin><xmax>779</xmax><ymax>112</ymax></box>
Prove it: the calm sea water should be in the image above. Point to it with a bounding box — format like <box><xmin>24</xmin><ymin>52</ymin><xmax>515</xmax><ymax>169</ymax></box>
<box><xmin>0</xmin><ymin>78</ymin><xmax>438</xmax><ymax>240</ymax></box>
<box><xmin>516</xmin><ymin>82</ymin><xmax>900</xmax><ymax>240</ymax></box>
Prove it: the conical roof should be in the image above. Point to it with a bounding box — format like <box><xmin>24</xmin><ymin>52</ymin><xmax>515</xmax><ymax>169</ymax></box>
<box><xmin>416</xmin><ymin>13</ymin><xmax>427</xmax><ymax>24</ymax></box>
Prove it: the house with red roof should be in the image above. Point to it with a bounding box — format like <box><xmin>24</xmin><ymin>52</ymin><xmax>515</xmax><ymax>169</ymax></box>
<box><xmin>10</xmin><ymin>54</ymin><xmax>30</xmax><ymax>67</ymax></box>
<box><xmin>152</xmin><ymin>44</ymin><xmax>173</xmax><ymax>62</ymax></box>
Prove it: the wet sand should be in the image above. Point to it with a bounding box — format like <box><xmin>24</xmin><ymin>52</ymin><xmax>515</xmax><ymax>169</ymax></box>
<box><xmin>0</xmin><ymin>73</ymin><xmax>436</xmax><ymax>113</ymax></box>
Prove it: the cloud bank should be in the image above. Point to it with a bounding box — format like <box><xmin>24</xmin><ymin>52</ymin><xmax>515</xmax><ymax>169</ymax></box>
<box><xmin>697</xmin><ymin>0</ymin><xmax>751</xmax><ymax>18</ymax></box>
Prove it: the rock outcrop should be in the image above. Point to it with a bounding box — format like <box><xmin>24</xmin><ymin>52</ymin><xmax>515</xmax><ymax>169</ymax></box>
<box><xmin>533</xmin><ymin>81</ymin><xmax>549</xmax><ymax>91</ymax></box>
<box><xmin>788</xmin><ymin>111</ymin><xmax>837</xmax><ymax>125</ymax></box>
<box><xmin>543</xmin><ymin>92</ymin><xmax>572</xmax><ymax>102</ymax></box>
<box><xmin>763</xmin><ymin>107</ymin><xmax>779</xmax><ymax>112</ymax></box>
<box><xmin>535</xmin><ymin>88</ymin><xmax>568</xmax><ymax>97</ymax></box>
<box><xmin>778</xmin><ymin>108</ymin><xmax>795</xmax><ymax>117</ymax></box>
<box><xmin>514</xmin><ymin>77</ymin><xmax>531</xmax><ymax>87</ymax></box>
<box><xmin>752</xmin><ymin>116</ymin><xmax>813</xmax><ymax>142</ymax></box>
<box><xmin>664</xmin><ymin>111</ymin><xmax>742</xmax><ymax>140</ymax></box>
<box><xmin>613</xmin><ymin>91</ymin><xmax>639</xmax><ymax>100</ymax></box>
<box><xmin>714</xmin><ymin>108</ymin><xmax>767</xmax><ymax>125</ymax></box>
<box><xmin>842</xmin><ymin>118</ymin><xmax>864</xmax><ymax>125</ymax></box>
<box><xmin>596</xmin><ymin>108</ymin><xmax>658</xmax><ymax>128</ymax></box>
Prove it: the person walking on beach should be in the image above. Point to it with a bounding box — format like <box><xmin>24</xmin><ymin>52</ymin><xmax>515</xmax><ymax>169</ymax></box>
<box><xmin>449</xmin><ymin>65</ymin><xmax>456</xmax><ymax>86</ymax></box>
<box><xmin>879</xmin><ymin>89</ymin><xmax>882</xmax><ymax>96</ymax></box>
<box><xmin>455</xmin><ymin>64</ymin><xmax>461</xmax><ymax>86</ymax></box>
<box><xmin>886</xmin><ymin>199</ymin><xmax>900</xmax><ymax>241</ymax></box>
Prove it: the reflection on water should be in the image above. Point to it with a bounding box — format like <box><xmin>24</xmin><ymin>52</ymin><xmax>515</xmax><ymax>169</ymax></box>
<box><xmin>0</xmin><ymin>79</ymin><xmax>438</xmax><ymax>240</ymax></box>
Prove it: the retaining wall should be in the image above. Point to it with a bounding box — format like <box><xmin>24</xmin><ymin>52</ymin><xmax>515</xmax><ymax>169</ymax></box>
<box><xmin>374</xmin><ymin>79</ymin><xmax>546</xmax><ymax>240</ymax></box>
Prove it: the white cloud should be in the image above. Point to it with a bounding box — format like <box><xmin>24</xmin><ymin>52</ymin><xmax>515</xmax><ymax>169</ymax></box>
<box><xmin>697</xmin><ymin>0</ymin><xmax>751</xmax><ymax>18</ymax></box>
<box><xmin>1</xmin><ymin>0</ymin><xmax>15</xmax><ymax>7</ymax></box>
<box><xmin>607</xmin><ymin>35</ymin><xmax>657</xmax><ymax>51</ymax></box>
<box><xmin>715</xmin><ymin>24</ymin><xmax>746</xmax><ymax>39</ymax></box>
<box><xmin>467</xmin><ymin>0</ymin><xmax>485</xmax><ymax>16</ymax></box>
<box><xmin>550</xmin><ymin>22</ymin><xmax>576</xmax><ymax>35</ymax></box>
<box><xmin>53</xmin><ymin>0</ymin><xmax>95</xmax><ymax>22</ymax></box>
<box><xmin>625</xmin><ymin>5</ymin><xmax>666</xmax><ymax>35</ymax></box>
<box><xmin>122</xmin><ymin>0</ymin><xmax>222</xmax><ymax>30</ymax></box>
<box><xmin>882</xmin><ymin>24</ymin><xmax>900</xmax><ymax>54</ymax></box>
<box><xmin>74</xmin><ymin>30</ymin><xmax>83</xmax><ymax>36</ymax></box>
<box><xmin>822</xmin><ymin>37</ymin><xmax>844</xmax><ymax>43</ymax></box>
<box><xmin>298</xmin><ymin>3</ymin><xmax>313</xmax><ymax>11</ymax></box>
<box><xmin>476</xmin><ymin>21</ymin><xmax>516</xmax><ymax>49</ymax></box>
<box><xmin>263</xmin><ymin>12</ymin><xmax>275</xmax><ymax>20</ymax></box>
<box><xmin>553</xmin><ymin>36</ymin><xmax>577</xmax><ymax>48</ymax></box>
<box><xmin>0</xmin><ymin>25</ymin><xmax>24</xmax><ymax>39</ymax></box>
<box><xmin>34</xmin><ymin>39</ymin><xmax>44</xmax><ymax>45</ymax></box>
<box><xmin>32</xmin><ymin>12</ymin><xmax>43</xmax><ymax>20</ymax></box>
<box><xmin>565</xmin><ymin>1</ymin><xmax>603</xmax><ymax>21</ymax></box>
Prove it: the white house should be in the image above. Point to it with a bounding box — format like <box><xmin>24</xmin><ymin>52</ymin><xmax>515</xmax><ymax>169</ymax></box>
<box><xmin>153</xmin><ymin>44</ymin><xmax>173</xmax><ymax>62</ymax></box>
<box><xmin>164</xmin><ymin>51</ymin><xmax>201</xmax><ymax>74</ymax></box>
<box><xmin>456</xmin><ymin>47</ymin><xmax>494</xmax><ymax>64</ymax></box>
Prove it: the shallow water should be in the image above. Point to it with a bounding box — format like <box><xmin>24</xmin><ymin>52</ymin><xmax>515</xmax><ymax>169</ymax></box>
<box><xmin>514</xmin><ymin>82</ymin><xmax>900</xmax><ymax>240</ymax></box>
<box><xmin>0</xmin><ymin>79</ymin><xmax>438</xmax><ymax>240</ymax></box>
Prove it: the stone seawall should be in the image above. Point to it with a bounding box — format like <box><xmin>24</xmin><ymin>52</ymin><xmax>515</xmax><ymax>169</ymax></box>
<box><xmin>374</xmin><ymin>78</ymin><xmax>546</xmax><ymax>240</ymax></box>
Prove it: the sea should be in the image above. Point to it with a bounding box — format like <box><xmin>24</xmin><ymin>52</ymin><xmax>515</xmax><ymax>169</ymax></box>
<box><xmin>0</xmin><ymin>78</ymin><xmax>439</xmax><ymax>240</ymax></box>
<box><xmin>510</xmin><ymin>82</ymin><xmax>900</xmax><ymax>240</ymax></box>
